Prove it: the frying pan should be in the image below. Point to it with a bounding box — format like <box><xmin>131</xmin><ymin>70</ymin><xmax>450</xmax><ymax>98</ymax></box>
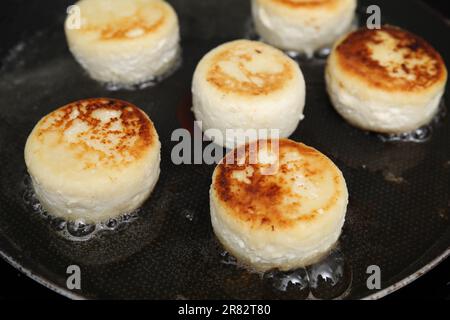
<box><xmin>0</xmin><ymin>0</ymin><xmax>448</xmax><ymax>299</ymax></box>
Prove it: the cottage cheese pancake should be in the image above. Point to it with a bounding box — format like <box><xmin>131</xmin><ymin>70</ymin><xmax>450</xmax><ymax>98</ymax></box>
<box><xmin>210</xmin><ymin>139</ymin><xmax>348</xmax><ymax>271</ymax></box>
<box><xmin>326</xmin><ymin>25</ymin><xmax>448</xmax><ymax>133</ymax></box>
<box><xmin>65</xmin><ymin>0</ymin><xmax>180</xmax><ymax>86</ymax></box>
<box><xmin>192</xmin><ymin>40</ymin><xmax>305</xmax><ymax>149</ymax></box>
<box><xmin>24</xmin><ymin>98</ymin><xmax>161</xmax><ymax>223</ymax></box>
<box><xmin>252</xmin><ymin>0</ymin><xmax>357</xmax><ymax>56</ymax></box>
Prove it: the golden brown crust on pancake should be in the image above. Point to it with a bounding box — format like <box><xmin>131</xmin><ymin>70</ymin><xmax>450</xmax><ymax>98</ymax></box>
<box><xmin>206</xmin><ymin>43</ymin><xmax>294</xmax><ymax>96</ymax></box>
<box><xmin>213</xmin><ymin>139</ymin><xmax>342</xmax><ymax>231</ymax></box>
<box><xmin>35</xmin><ymin>98</ymin><xmax>155</xmax><ymax>168</ymax></box>
<box><xmin>79</xmin><ymin>2</ymin><xmax>168</xmax><ymax>40</ymax></box>
<box><xmin>335</xmin><ymin>25</ymin><xmax>447</xmax><ymax>92</ymax></box>
<box><xmin>273</xmin><ymin>0</ymin><xmax>338</xmax><ymax>9</ymax></box>
<box><xmin>97</xmin><ymin>14</ymin><xmax>165</xmax><ymax>40</ymax></box>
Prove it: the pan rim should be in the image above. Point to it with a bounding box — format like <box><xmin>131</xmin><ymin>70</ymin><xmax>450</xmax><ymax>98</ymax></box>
<box><xmin>0</xmin><ymin>233</ymin><xmax>448</xmax><ymax>300</ymax></box>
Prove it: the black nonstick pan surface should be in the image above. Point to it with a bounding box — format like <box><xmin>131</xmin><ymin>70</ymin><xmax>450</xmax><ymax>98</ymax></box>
<box><xmin>0</xmin><ymin>0</ymin><xmax>449</xmax><ymax>299</ymax></box>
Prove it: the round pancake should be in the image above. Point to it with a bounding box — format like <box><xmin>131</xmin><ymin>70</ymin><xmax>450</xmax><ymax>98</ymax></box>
<box><xmin>65</xmin><ymin>0</ymin><xmax>180</xmax><ymax>85</ymax></box>
<box><xmin>210</xmin><ymin>139</ymin><xmax>348</xmax><ymax>271</ymax></box>
<box><xmin>24</xmin><ymin>98</ymin><xmax>161</xmax><ymax>223</ymax></box>
<box><xmin>252</xmin><ymin>0</ymin><xmax>357</xmax><ymax>56</ymax></box>
<box><xmin>192</xmin><ymin>40</ymin><xmax>305</xmax><ymax>148</ymax></box>
<box><xmin>326</xmin><ymin>25</ymin><xmax>448</xmax><ymax>133</ymax></box>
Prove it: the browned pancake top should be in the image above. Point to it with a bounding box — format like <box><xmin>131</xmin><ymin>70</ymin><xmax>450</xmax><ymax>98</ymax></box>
<box><xmin>335</xmin><ymin>26</ymin><xmax>447</xmax><ymax>91</ymax></box>
<box><xmin>75</xmin><ymin>1</ymin><xmax>169</xmax><ymax>41</ymax></box>
<box><xmin>96</xmin><ymin>14</ymin><xmax>165</xmax><ymax>40</ymax></box>
<box><xmin>206</xmin><ymin>41</ymin><xmax>294</xmax><ymax>96</ymax></box>
<box><xmin>213</xmin><ymin>139</ymin><xmax>343</xmax><ymax>231</ymax></box>
<box><xmin>34</xmin><ymin>98</ymin><xmax>155</xmax><ymax>168</ymax></box>
<box><xmin>272</xmin><ymin>0</ymin><xmax>338</xmax><ymax>9</ymax></box>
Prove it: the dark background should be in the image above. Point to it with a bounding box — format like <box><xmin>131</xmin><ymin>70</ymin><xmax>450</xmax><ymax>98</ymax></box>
<box><xmin>424</xmin><ymin>1</ymin><xmax>450</xmax><ymax>20</ymax></box>
<box><xmin>3</xmin><ymin>256</ymin><xmax>447</xmax><ymax>300</ymax></box>
<box><xmin>0</xmin><ymin>0</ymin><xmax>449</xmax><ymax>300</ymax></box>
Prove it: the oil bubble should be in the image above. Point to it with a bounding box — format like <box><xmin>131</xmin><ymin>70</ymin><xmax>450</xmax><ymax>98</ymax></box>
<box><xmin>22</xmin><ymin>174</ymin><xmax>140</xmax><ymax>241</ymax></box>
<box><xmin>306</xmin><ymin>248</ymin><xmax>352</xmax><ymax>299</ymax></box>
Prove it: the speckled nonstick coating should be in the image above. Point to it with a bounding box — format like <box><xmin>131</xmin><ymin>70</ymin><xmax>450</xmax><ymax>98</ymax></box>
<box><xmin>0</xmin><ymin>0</ymin><xmax>448</xmax><ymax>299</ymax></box>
